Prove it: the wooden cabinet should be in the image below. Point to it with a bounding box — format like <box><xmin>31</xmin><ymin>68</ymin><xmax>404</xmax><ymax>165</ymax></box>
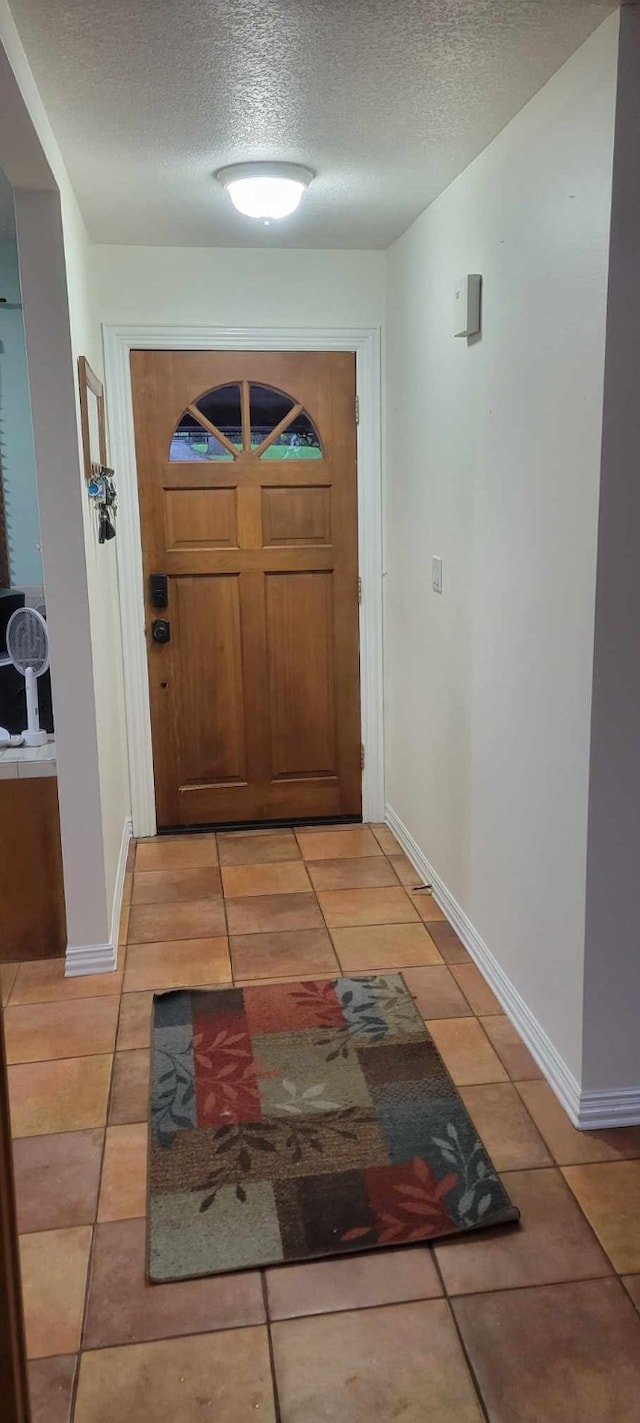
<box><xmin>0</xmin><ymin>777</ymin><xmax>66</xmax><ymax>962</ymax></box>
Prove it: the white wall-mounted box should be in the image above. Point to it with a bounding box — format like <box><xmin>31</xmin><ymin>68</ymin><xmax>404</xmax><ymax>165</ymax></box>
<box><xmin>454</xmin><ymin>274</ymin><xmax>482</xmax><ymax>337</ymax></box>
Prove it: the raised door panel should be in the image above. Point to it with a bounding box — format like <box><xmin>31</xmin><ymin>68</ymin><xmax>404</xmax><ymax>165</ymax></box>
<box><xmin>262</xmin><ymin>486</ymin><xmax>331</xmax><ymax>546</ymax></box>
<box><xmin>172</xmin><ymin>576</ymin><xmax>246</xmax><ymax>794</ymax></box>
<box><xmin>165</xmin><ymin>488</ymin><xmax>238</xmax><ymax>550</ymax></box>
<box><xmin>266</xmin><ymin>571</ymin><xmax>337</xmax><ymax>780</ymax></box>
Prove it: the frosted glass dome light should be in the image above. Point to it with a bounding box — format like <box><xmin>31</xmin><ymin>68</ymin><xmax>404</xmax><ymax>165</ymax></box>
<box><xmin>215</xmin><ymin>163</ymin><xmax>314</xmax><ymax>220</ymax></box>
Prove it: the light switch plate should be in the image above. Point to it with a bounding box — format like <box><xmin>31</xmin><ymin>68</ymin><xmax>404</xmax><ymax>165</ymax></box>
<box><xmin>432</xmin><ymin>555</ymin><xmax>443</xmax><ymax>594</ymax></box>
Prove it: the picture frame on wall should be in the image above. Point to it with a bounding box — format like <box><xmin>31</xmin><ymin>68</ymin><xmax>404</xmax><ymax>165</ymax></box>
<box><xmin>77</xmin><ymin>355</ymin><xmax>107</xmax><ymax>480</ymax></box>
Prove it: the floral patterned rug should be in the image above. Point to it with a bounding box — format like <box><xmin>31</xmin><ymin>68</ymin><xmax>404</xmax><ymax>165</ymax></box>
<box><xmin>148</xmin><ymin>975</ymin><xmax>519</xmax><ymax>1281</ymax></box>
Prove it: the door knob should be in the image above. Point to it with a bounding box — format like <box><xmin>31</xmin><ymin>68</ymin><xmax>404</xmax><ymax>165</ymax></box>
<box><xmin>152</xmin><ymin>619</ymin><xmax>171</xmax><ymax>644</ymax></box>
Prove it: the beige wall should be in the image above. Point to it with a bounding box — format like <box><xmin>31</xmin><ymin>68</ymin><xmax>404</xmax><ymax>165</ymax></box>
<box><xmin>91</xmin><ymin>244</ymin><xmax>385</xmax><ymax>332</ymax></box>
<box><xmin>384</xmin><ymin>16</ymin><xmax>618</xmax><ymax>1083</ymax></box>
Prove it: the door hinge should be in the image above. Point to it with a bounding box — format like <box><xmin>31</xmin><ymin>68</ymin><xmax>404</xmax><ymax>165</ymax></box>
<box><xmin>355</xmin><ymin>394</ymin><xmax>360</xmax><ymax>425</ymax></box>
<box><xmin>360</xmin><ymin>743</ymin><xmax>365</xmax><ymax>770</ymax></box>
<box><xmin>357</xmin><ymin>576</ymin><xmax>362</xmax><ymax>604</ymax></box>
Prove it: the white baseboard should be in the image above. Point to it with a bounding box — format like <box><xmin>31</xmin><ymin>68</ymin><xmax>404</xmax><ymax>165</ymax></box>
<box><xmin>385</xmin><ymin>804</ymin><xmax>640</xmax><ymax>1130</ymax></box>
<box><xmin>577</xmin><ymin>1087</ymin><xmax>640</xmax><ymax>1130</ymax></box>
<box><xmin>65</xmin><ymin>816</ymin><xmax>132</xmax><ymax>978</ymax></box>
<box><xmin>65</xmin><ymin>941</ymin><xmax>118</xmax><ymax>977</ymax></box>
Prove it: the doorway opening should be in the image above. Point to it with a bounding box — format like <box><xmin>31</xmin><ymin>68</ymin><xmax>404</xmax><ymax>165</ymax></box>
<box><xmin>104</xmin><ymin>326</ymin><xmax>384</xmax><ymax>838</ymax></box>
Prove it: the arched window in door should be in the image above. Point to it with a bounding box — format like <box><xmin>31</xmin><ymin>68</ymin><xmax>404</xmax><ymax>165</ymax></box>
<box><xmin>170</xmin><ymin>381</ymin><xmax>322</xmax><ymax>462</ymax></box>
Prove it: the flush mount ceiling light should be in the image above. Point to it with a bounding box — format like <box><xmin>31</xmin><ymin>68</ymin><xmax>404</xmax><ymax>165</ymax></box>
<box><xmin>215</xmin><ymin>162</ymin><xmax>314</xmax><ymax>221</ymax></box>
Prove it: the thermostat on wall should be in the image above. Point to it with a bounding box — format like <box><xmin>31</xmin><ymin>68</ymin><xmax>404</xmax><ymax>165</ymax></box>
<box><xmin>454</xmin><ymin>274</ymin><xmax>482</xmax><ymax>337</ymax></box>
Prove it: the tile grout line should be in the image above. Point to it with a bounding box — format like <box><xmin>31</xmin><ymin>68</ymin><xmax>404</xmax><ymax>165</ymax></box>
<box><xmin>260</xmin><ymin>1271</ymin><xmax>284</xmax><ymax>1423</ymax></box>
<box><xmin>23</xmin><ymin>1261</ymin><xmax>630</xmax><ymax>1365</ymax></box>
<box><xmin>69</xmin><ymin>949</ymin><xmax>126</xmax><ymax>1423</ymax></box>
<box><xmin>429</xmin><ymin>1246</ymin><xmax>492</xmax><ymax>1423</ymax></box>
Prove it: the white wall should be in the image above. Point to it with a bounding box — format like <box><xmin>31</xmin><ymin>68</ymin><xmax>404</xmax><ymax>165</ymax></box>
<box><xmin>61</xmin><ymin>193</ymin><xmax>130</xmax><ymax>917</ymax></box>
<box><xmin>384</xmin><ymin>15</ymin><xmax>618</xmax><ymax>1084</ymax></box>
<box><xmin>582</xmin><ymin>4</ymin><xmax>640</xmax><ymax>1098</ymax></box>
<box><xmin>1</xmin><ymin>4</ymin><xmax>130</xmax><ymax>956</ymax></box>
<box><xmin>0</xmin><ymin>237</ymin><xmax>41</xmax><ymax>588</ymax></box>
<box><xmin>91</xmin><ymin>246</ymin><xmax>385</xmax><ymax>330</ymax></box>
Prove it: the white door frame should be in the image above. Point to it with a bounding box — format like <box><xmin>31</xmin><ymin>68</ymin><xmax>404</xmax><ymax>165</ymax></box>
<box><xmin>102</xmin><ymin>324</ymin><xmax>384</xmax><ymax>836</ymax></box>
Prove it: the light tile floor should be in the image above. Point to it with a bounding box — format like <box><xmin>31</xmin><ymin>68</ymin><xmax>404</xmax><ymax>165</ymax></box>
<box><xmin>4</xmin><ymin>822</ymin><xmax>640</xmax><ymax>1421</ymax></box>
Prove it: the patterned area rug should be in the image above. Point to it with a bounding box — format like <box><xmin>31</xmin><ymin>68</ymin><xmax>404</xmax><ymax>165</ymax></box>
<box><xmin>148</xmin><ymin>975</ymin><xmax>519</xmax><ymax>1281</ymax></box>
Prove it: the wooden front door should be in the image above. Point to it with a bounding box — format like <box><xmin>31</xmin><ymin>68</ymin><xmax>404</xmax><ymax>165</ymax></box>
<box><xmin>130</xmin><ymin>350</ymin><xmax>361</xmax><ymax>828</ymax></box>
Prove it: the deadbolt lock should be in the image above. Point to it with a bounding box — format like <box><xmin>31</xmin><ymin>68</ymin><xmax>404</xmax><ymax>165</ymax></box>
<box><xmin>151</xmin><ymin>619</ymin><xmax>171</xmax><ymax>644</ymax></box>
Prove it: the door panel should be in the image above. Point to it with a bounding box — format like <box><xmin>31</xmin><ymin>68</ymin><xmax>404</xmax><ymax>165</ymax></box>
<box><xmin>131</xmin><ymin>350</ymin><xmax>361</xmax><ymax>826</ymax></box>
<box><xmin>262</xmin><ymin>486</ymin><xmax>331</xmax><ymax>546</ymax></box>
<box><xmin>266</xmin><ymin>571</ymin><xmax>336</xmax><ymax>779</ymax></box>
<box><xmin>165</xmin><ymin>488</ymin><xmax>238</xmax><ymax>550</ymax></box>
<box><xmin>172</xmin><ymin>576</ymin><xmax>246</xmax><ymax>788</ymax></box>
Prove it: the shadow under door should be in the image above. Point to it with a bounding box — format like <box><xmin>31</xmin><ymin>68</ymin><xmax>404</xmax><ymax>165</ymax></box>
<box><xmin>130</xmin><ymin>350</ymin><xmax>362</xmax><ymax>828</ymax></box>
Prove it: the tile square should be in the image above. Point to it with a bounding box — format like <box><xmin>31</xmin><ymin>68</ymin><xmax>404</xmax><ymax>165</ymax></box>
<box><xmin>28</xmin><ymin>1355</ymin><xmax>77</xmax><ymax>1423</ymax></box>
<box><xmin>9</xmin><ymin>1055</ymin><xmax>112</xmax><ymax>1136</ymax></box>
<box><xmin>14</xmin><ymin>1129</ymin><xmax>104</xmax><ymax>1232</ymax></box>
<box><xmin>230</xmin><ymin>928</ymin><xmax>339</xmax><ymax>980</ymax></box>
<box><xmin>412</xmin><ymin>892</ymin><xmax>446</xmax><ymax>923</ymax></box>
<box><xmin>266</xmin><ymin>1245</ymin><xmax>442</xmax><ymax>1319</ymax></box>
<box><xmin>271</xmin><ymin>1300</ymin><xmax>484</xmax><ymax>1422</ymax></box>
<box><xmin>454</xmin><ymin>1278</ymin><xmax>640</xmax><ymax>1423</ymax></box>
<box><xmin>426</xmin><ymin>1018</ymin><xmax>508</xmax><ymax>1085</ymax></box>
<box><xmin>132</xmin><ymin>867</ymin><xmax>222</xmax><ymax>904</ymax></box>
<box><xmin>116</xmin><ymin>990</ymin><xmax>153</xmax><ymax>1050</ymax></box>
<box><xmin>109</xmin><ymin>1049</ymin><xmax>151</xmax><ymax>1124</ymax></box>
<box><xmin>218</xmin><ymin>830</ymin><xmax>300</xmax><ymax>865</ymax></box>
<box><xmin>562</xmin><ymin>1161</ymin><xmax>640</xmax><ymax>1272</ymax></box>
<box><xmin>135</xmin><ymin>836</ymin><xmax>218</xmax><ymax>871</ymax></box>
<box><xmin>296</xmin><ymin>827</ymin><xmax>383</xmax><ymax>860</ymax></box>
<box><xmin>20</xmin><ymin>1226</ymin><xmax>92</xmax><ymax>1358</ymax></box>
<box><xmin>128</xmin><ymin>899</ymin><xmax>226</xmax><ymax>943</ymax></box>
<box><xmin>450</xmin><ymin>963</ymin><xmax>501</xmax><ymax>1015</ymax></box>
<box><xmin>459</xmin><ymin>1083</ymin><xmax>553</xmax><ymax>1171</ymax></box>
<box><xmin>225</xmin><ymin>893</ymin><xmax>323</xmax><ymax>936</ymax></box>
<box><xmin>4</xmin><ymin>996</ymin><xmax>119</xmax><ymax>1064</ymax></box>
<box><xmin>623</xmin><ymin>1275</ymin><xmax>640</xmax><ymax>1311</ymax></box>
<box><xmin>123</xmin><ymin>938</ymin><xmax>231</xmax><ymax>992</ymax></box>
<box><xmin>370</xmin><ymin>825</ymin><xmax>403</xmax><ymax>854</ymax></box>
<box><xmin>435</xmin><ymin>1167</ymin><xmax>612</xmax><ymax>1294</ymax></box>
<box><xmin>422</xmin><ymin>921</ymin><xmax>470</xmax><ymax>961</ymax></box>
<box><xmin>84</xmin><ymin>1218</ymin><xmax>265</xmax><ymax>1347</ymax></box>
<box><xmin>10</xmin><ymin>959</ymin><xmax>122</xmax><ymax>1004</ymax></box>
<box><xmin>1</xmin><ymin>961</ymin><xmax>18</xmax><ymax>1004</ymax></box>
<box><xmin>389</xmin><ymin>853</ymin><xmax>425</xmax><ymax>887</ymax></box>
<box><xmin>518</xmin><ymin>1079</ymin><xmax>640</xmax><ymax>1163</ymax></box>
<box><xmin>307</xmin><ymin>856</ymin><xmax>399</xmax><ymax>891</ymax></box>
<box><xmin>480</xmin><ymin>1015</ymin><xmax>542</xmax><ymax>1080</ymax></box>
<box><xmin>74</xmin><ymin>1328</ymin><xmax>276</xmax><ymax>1423</ymax></box>
<box><xmin>332</xmin><ymin>922</ymin><xmax>443</xmax><ymax>971</ymax></box>
<box><xmin>98</xmin><ymin>1123</ymin><xmax>148</xmax><ymax>1222</ymax></box>
<box><xmin>222</xmin><ymin>861</ymin><xmax>311</xmax><ymax>898</ymax></box>
<box><xmin>318</xmin><ymin>886</ymin><xmax>419</xmax><ymax>927</ymax></box>
<box><xmin>402</xmin><ymin>965</ymin><xmax>471</xmax><ymax>1018</ymax></box>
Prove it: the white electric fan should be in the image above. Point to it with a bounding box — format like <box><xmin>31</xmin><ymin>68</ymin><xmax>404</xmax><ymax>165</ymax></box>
<box><xmin>5</xmin><ymin>607</ymin><xmax>50</xmax><ymax>747</ymax></box>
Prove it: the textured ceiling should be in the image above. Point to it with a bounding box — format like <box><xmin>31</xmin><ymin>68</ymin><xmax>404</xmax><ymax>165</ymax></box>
<box><xmin>0</xmin><ymin>168</ymin><xmax>15</xmax><ymax>240</ymax></box>
<box><xmin>8</xmin><ymin>0</ymin><xmax>615</xmax><ymax>248</ymax></box>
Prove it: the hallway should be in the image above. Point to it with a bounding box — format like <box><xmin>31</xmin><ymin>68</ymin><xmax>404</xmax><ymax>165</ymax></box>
<box><xmin>4</xmin><ymin>823</ymin><xmax>640</xmax><ymax>1422</ymax></box>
